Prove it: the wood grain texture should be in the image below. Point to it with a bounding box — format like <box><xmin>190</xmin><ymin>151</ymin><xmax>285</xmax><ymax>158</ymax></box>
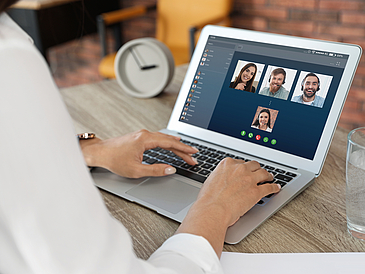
<box><xmin>60</xmin><ymin>65</ymin><xmax>365</xmax><ymax>259</ymax></box>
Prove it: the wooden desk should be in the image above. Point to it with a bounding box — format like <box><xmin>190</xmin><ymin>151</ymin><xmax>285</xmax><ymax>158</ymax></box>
<box><xmin>8</xmin><ymin>0</ymin><xmax>119</xmax><ymax>59</ymax></box>
<box><xmin>60</xmin><ymin>65</ymin><xmax>365</xmax><ymax>260</ymax></box>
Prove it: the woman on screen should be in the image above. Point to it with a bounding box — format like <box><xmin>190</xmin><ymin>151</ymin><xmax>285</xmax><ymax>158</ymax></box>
<box><xmin>229</xmin><ymin>63</ymin><xmax>257</xmax><ymax>93</ymax></box>
<box><xmin>251</xmin><ymin>109</ymin><xmax>272</xmax><ymax>132</ymax></box>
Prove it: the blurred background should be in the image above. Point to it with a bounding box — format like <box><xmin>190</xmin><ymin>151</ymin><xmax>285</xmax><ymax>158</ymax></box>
<box><xmin>8</xmin><ymin>0</ymin><xmax>365</xmax><ymax>130</ymax></box>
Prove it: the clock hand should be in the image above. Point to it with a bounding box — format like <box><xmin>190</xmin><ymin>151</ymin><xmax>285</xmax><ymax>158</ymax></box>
<box><xmin>129</xmin><ymin>47</ymin><xmax>158</xmax><ymax>70</ymax></box>
<box><xmin>141</xmin><ymin>65</ymin><xmax>158</xmax><ymax>70</ymax></box>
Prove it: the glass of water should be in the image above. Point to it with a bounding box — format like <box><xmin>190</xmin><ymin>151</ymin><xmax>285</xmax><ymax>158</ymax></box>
<box><xmin>346</xmin><ymin>127</ymin><xmax>365</xmax><ymax>240</ymax></box>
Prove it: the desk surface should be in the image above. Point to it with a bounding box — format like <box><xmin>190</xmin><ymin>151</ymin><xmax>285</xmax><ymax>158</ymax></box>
<box><xmin>60</xmin><ymin>65</ymin><xmax>365</xmax><ymax>260</ymax></box>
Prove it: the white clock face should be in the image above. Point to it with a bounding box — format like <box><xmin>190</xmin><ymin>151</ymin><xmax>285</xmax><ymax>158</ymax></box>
<box><xmin>115</xmin><ymin>38</ymin><xmax>174</xmax><ymax>98</ymax></box>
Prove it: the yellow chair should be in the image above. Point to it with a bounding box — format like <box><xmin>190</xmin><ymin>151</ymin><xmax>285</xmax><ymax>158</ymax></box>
<box><xmin>97</xmin><ymin>0</ymin><xmax>233</xmax><ymax>78</ymax></box>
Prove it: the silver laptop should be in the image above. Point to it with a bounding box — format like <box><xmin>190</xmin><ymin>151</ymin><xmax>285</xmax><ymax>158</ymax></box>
<box><xmin>92</xmin><ymin>25</ymin><xmax>361</xmax><ymax>244</ymax></box>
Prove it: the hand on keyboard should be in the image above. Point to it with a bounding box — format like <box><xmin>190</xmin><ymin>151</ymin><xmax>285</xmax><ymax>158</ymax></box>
<box><xmin>197</xmin><ymin>158</ymin><xmax>281</xmax><ymax>226</ymax></box>
<box><xmin>176</xmin><ymin>158</ymin><xmax>281</xmax><ymax>256</ymax></box>
<box><xmin>80</xmin><ymin>129</ymin><xmax>198</xmax><ymax>178</ymax></box>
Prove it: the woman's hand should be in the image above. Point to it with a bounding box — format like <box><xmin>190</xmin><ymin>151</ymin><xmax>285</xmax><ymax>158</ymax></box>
<box><xmin>177</xmin><ymin>158</ymin><xmax>281</xmax><ymax>257</ymax></box>
<box><xmin>79</xmin><ymin>129</ymin><xmax>198</xmax><ymax>178</ymax></box>
<box><xmin>235</xmin><ymin>82</ymin><xmax>246</xmax><ymax>90</ymax></box>
<box><xmin>197</xmin><ymin>158</ymin><xmax>280</xmax><ymax>226</ymax></box>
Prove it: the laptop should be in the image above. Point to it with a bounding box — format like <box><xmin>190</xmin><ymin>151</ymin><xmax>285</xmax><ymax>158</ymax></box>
<box><xmin>92</xmin><ymin>25</ymin><xmax>361</xmax><ymax>244</ymax></box>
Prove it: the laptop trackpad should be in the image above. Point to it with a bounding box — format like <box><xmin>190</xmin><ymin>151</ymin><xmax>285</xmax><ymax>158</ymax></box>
<box><xmin>126</xmin><ymin>177</ymin><xmax>200</xmax><ymax>214</ymax></box>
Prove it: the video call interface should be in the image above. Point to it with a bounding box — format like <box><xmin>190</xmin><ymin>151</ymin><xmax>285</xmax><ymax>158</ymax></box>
<box><xmin>179</xmin><ymin>35</ymin><xmax>349</xmax><ymax>160</ymax></box>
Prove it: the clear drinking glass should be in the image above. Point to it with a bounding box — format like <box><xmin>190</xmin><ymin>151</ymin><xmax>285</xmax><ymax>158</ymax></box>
<box><xmin>346</xmin><ymin>127</ymin><xmax>365</xmax><ymax>240</ymax></box>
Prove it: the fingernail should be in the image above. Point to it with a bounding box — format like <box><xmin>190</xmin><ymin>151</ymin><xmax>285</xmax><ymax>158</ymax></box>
<box><xmin>165</xmin><ymin>166</ymin><xmax>176</xmax><ymax>175</ymax></box>
<box><xmin>192</xmin><ymin>146</ymin><xmax>199</xmax><ymax>152</ymax></box>
<box><xmin>276</xmin><ymin>183</ymin><xmax>282</xmax><ymax>190</ymax></box>
<box><xmin>192</xmin><ymin>157</ymin><xmax>199</xmax><ymax>165</ymax></box>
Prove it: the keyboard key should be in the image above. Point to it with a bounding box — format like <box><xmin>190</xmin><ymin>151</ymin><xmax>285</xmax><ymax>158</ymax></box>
<box><xmin>164</xmin><ymin>158</ymin><xmax>175</xmax><ymax>163</ymax></box>
<box><xmin>196</xmin><ymin>160</ymin><xmax>204</xmax><ymax>166</ymax></box>
<box><xmin>145</xmin><ymin>158</ymin><xmax>157</xmax><ymax>164</ymax></box>
<box><xmin>209</xmin><ymin>153</ymin><xmax>220</xmax><ymax>158</ymax></box>
<box><xmin>275</xmin><ymin>168</ymin><xmax>285</xmax><ymax>174</ymax></box>
<box><xmin>206</xmin><ymin>158</ymin><xmax>218</xmax><ymax>164</ymax></box>
<box><xmin>151</xmin><ymin>147</ymin><xmax>162</xmax><ymax>152</ymax></box>
<box><xmin>201</xmin><ymin>163</ymin><xmax>213</xmax><ymax>169</ymax></box>
<box><xmin>156</xmin><ymin>155</ymin><xmax>167</xmax><ymax>160</ymax></box>
<box><xmin>265</xmin><ymin>193</ymin><xmax>275</xmax><ymax>198</ymax></box>
<box><xmin>175</xmin><ymin>168</ymin><xmax>206</xmax><ymax>183</ymax></box>
<box><xmin>198</xmin><ymin>169</ymin><xmax>210</xmax><ymax>176</ymax></box>
<box><xmin>286</xmin><ymin>172</ymin><xmax>297</xmax><ymax>177</ymax></box>
<box><xmin>276</xmin><ymin>180</ymin><xmax>287</xmax><ymax>188</ymax></box>
<box><xmin>190</xmin><ymin>166</ymin><xmax>201</xmax><ymax>172</ymax></box>
<box><xmin>148</xmin><ymin>152</ymin><xmax>158</xmax><ymax>157</ymax></box>
<box><xmin>275</xmin><ymin>174</ymin><xmax>293</xmax><ymax>182</ymax></box>
<box><xmin>181</xmin><ymin>163</ymin><xmax>193</xmax><ymax>169</ymax></box>
<box><xmin>197</xmin><ymin>155</ymin><xmax>208</xmax><ymax>161</ymax></box>
<box><xmin>258</xmin><ymin>179</ymin><xmax>275</xmax><ymax>186</ymax></box>
<box><xmin>207</xmin><ymin>148</ymin><xmax>217</xmax><ymax>152</ymax></box>
<box><xmin>143</xmin><ymin>155</ymin><xmax>150</xmax><ymax>161</ymax></box>
<box><xmin>172</xmin><ymin>160</ymin><xmax>184</xmax><ymax>166</ymax></box>
<box><xmin>265</xmin><ymin>165</ymin><xmax>275</xmax><ymax>170</ymax></box>
<box><xmin>257</xmin><ymin>200</ymin><xmax>264</xmax><ymax>205</ymax></box>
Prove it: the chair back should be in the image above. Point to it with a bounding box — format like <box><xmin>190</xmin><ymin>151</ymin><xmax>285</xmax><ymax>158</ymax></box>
<box><xmin>156</xmin><ymin>0</ymin><xmax>232</xmax><ymax>65</ymax></box>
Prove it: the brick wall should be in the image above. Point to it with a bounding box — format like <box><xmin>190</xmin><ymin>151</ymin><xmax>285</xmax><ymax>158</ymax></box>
<box><xmin>232</xmin><ymin>0</ymin><xmax>365</xmax><ymax>130</ymax></box>
<box><xmin>118</xmin><ymin>0</ymin><xmax>365</xmax><ymax>130</ymax></box>
<box><xmin>119</xmin><ymin>0</ymin><xmax>157</xmax><ymax>41</ymax></box>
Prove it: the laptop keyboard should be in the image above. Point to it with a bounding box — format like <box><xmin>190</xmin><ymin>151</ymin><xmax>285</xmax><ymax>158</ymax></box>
<box><xmin>143</xmin><ymin>139</ymin><xmax>298</xmax><ymax>205</ymax></box>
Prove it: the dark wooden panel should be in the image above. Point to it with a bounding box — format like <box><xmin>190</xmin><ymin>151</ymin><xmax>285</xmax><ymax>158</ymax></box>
<box><xmin>8</xmin><ymin>0</ymin><xmax>120</xmax><ymax>58</ymax></box>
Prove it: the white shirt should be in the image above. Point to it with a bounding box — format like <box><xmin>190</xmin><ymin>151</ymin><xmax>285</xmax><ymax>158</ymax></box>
<box><xmin>0</xmin><ymin>13</ymin><xmax>222</xmax><ymax>274</ymax></box>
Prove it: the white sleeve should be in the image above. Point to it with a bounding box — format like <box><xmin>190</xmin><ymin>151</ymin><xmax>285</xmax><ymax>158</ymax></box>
<box><xmin>148</xmin><ymin>234</ymin><xmax>223</xmax><ymax>273</ymax></box>
<box><xmin>0</xmin><ymin>16</ymin><xmax>223</xmax><ymax>274</ymax></box>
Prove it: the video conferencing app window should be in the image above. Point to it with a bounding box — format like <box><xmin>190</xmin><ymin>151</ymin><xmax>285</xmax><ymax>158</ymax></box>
<box><xmin>179</xmin><ymin>35</ymin><xmax>349</xmax><ymax>160</ymax></box>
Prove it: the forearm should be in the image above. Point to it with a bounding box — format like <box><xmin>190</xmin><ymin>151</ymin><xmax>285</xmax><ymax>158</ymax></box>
<box><xmin>79</xmin><ymin>137</ymin><xmax>104</xmax><ymax>167</ymax></box>
<box><xmin>176</xmin><ymin>199</ymin><xmax>231</xmax><ymax>258</ymax></box>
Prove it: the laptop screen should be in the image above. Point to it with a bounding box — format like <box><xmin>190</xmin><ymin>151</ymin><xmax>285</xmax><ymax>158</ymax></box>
<box><xmin>178</xmin><ymin>35</ymin><xmax>349</xmax><ymax>160</ymax></box>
